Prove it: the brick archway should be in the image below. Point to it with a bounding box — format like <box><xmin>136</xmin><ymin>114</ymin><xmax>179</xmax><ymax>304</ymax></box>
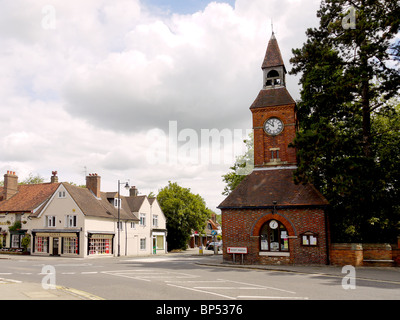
<box><xmin>252</xmin><ymin>213</ymin><xmax>296</xmax><ymax>237</ymax></box>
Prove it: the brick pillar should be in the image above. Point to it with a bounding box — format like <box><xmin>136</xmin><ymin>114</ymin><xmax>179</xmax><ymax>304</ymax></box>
<box><xmin>86</xmin><ymin>173</ymin><xmax>101</xmax><ymax>198</ymax></box>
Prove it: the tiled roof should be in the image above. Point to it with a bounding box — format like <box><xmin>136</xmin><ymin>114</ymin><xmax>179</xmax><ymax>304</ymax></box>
<box><xmin>250</xmin><ymin>87</ymin><xmax>295</xmax><ymax>109</ymax></box>
<box><xmin>262</xmin><ymin>32</ymin><xmax>285</xmax><ymax>70</ymax></box>
<box><xmin>125</xmin><ymin>195</ymin><xmax>147</xmax><ymax>213</ymax></box>
<box><xmin>0</xmin><ymin>183</ymin><xmax>60</xmax><ymax>212</ymax></box>
<box><xmin>218</xmin><ymin>169</ymin><xmax>328</xmax><ymax>209</ymax></box>
<box><xmin>28</xmin><ymin>183</ymin><xmax>139</xmax><ymax>221</ymax></box>
<box><xmin>63</xmin><ymin>183</ymin><xmax>138</xmax><ymax>221</ymax></box>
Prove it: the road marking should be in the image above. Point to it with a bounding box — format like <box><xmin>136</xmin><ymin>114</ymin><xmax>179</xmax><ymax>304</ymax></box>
<box><xmin>194</xmin><ymin>287</ymin><xmax>272</xmax><ymax>290</ymax></box>
<box><xmin>57</xmin><ymin>286</ymin><xmax>105</xmax><ymax>300</ymax></box>
<box><xmin>101</xmin><ymin>269</ymin><xmax>199</xmax><ymax>282</ymax></box>
<box><xmin>225</xmin><ymin>279</ymin><xmax>297</xmax><ymax>294</ymax></box>
<box><xmin>167</xmin><ymin>283</ymin><xmax>237</xmax><ymax>300</ymax></box>
<box><xmin>238</xmin><ymin>296</ymin><xmax>309</xmax><ymax>300</ymax></box>
<box><xmin>0</xmin><ymin>277</ymin><xmax>22</xmax><ymax>284</ymax></box>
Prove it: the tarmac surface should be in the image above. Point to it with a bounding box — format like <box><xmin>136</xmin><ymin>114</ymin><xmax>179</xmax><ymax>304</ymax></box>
<box><xmin>1</xmin><ymin>248</ymin><xmax>399</xmax><ymax>300</ymax></box>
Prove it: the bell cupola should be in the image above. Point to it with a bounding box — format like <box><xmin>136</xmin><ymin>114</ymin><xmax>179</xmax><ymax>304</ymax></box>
<box><xmin>262</xmin><ymin>32</ymin><xmax>286</xmax><ymax>89</ymax></box>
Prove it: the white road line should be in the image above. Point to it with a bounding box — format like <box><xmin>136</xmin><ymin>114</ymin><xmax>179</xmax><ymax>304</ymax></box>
<box><xmin>167</xmin><ymin>283</ymin><xmax>237</xmax><ymax>300</ymax></box>
<box><xmin>0</xmin><ymin>278</ymin><xmax>22</xmax><ymax>283</ymax></box>
<box><xmin>238</xmin><ymin>296</ymin><xmax>309</xmax><ymax>300</ymax></box>
<box><xmin>165</xmin><ymin>280</ymin><xmax>226</xmax><ymax>283</ymax></box>
<box><xmin>224</xmin><ymin>279</ymin><xmax>297</xmax><ymax>294</ymax></box>
<box><xmin>0</xmin><ymin>273</ymin><xmax>12</xmax><ymax>275</ymax></box>
<box><xmin>194</xmin><ymin>287</ymin><xmax>271</xmax><ymax>290</ymax></box>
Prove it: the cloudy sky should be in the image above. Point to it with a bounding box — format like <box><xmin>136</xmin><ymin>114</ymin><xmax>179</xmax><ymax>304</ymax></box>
<box><xmin>0</xmin><ymin>0</ymin><xmax>321</xmax><ymax>213</ymax></box>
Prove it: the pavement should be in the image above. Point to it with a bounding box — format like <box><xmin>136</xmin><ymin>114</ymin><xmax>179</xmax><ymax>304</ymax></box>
<box><xmin>1</xmin><ymin>248</ymin><xmax>399</xmax><ymax>300</ymax></box>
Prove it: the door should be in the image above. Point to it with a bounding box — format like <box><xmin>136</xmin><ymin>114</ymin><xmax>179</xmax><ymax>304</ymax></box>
<box><xmin>52</xmin><ymin>237</ymin><xmax>60</xmax><ymax>256</ymax></box>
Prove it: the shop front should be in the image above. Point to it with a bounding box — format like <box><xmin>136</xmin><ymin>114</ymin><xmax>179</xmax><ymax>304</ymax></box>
<box><xmin>87</xmin><ymin>232</ymin><xmax>114</xmax><ymax>256</ymax></box>
<box><xmin>152</xmin><ymin>230</ymin><xmax>167</xmax><ymax>254</ymax></box>
<box><xmin>32</xmin><ymin>230</ymin><xmax>80</xmax><ymax>257</ymax></box>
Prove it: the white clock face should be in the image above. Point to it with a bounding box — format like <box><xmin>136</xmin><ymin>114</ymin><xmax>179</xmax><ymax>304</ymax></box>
<box><xmin>264</xmin><ymin>117</ymin><xmax>284</xmax><ymax>136</ymax></box>
<box><xmin>269</xmin><ymin>220</ymin><xmax>278</xmax><ymax>229</ymax></box>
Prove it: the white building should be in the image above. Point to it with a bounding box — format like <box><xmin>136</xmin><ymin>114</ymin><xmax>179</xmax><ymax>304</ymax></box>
<box><xmin>0</xmin><ymin>171</ymin><xmax>167</xmax><ymax>258</ymax></box>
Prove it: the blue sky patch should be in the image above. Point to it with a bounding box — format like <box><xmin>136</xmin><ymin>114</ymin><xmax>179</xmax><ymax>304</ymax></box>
<box><xmin>142</xmin><ymin>0</ymin><xmax>236</xmax><ymax>15</ymax></box>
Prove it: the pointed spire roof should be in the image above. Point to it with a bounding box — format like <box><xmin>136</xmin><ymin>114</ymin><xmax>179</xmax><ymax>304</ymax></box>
<box><xmin>261</xmin><ymin>32</ymin><xmax>286</xmax><ymax>71</ymax></box>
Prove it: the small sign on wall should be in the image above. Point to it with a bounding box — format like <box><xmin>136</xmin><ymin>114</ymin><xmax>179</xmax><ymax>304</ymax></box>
<box><xmin>227</xmin><ymin>247</ymin><xmax>248</xmax><ymax>254</ymax></box>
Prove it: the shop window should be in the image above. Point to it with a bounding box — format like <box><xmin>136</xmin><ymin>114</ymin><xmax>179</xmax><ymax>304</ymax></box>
<box><xmin>63</xmin><ymin>237</ymin><xmax>78</xmax><ymax>254</ymax></box>
<box><xmin>260</xmin><ymin>220</ymin><xmax>289</xmax><ymax>252</ymax></box>
<box><xmin>156</xmin><ymin>235</ymin><xmax>164</xmax><ymax>250</ymax></box>
<box><xmin>89</xmin><ymin>237</ymin><xmax>111</xmax><ymax>255</ymax></box>
<box><xmin>35</xmin><ymin>236</ymin><xmax>49</xmax><ymax>253</ymax></box>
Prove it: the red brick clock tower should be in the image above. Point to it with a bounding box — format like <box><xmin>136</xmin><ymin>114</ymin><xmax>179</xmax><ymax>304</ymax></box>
<box><xmin>219</xmin><ymin>32</ymin><xmax>330</xmax><ymax>265</ymax></box>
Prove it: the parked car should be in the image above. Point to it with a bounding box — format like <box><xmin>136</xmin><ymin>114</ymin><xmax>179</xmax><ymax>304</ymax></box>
<box><xmin>206</xmin><ymin>241</ymin><xmax>222</xmax><ymax>251</ymax></box>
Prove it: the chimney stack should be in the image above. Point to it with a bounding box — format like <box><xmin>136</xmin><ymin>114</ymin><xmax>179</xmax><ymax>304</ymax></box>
<box><xmin>86</xmin><ymin>173</ymin><xmax>101</xmax><ymax>198</ymax></box>
<box><xmin>51</xmin><ymin>171</ymin><xmax>58</xmax><ymax>183</ymax></box>
<box><xmin>129</xmin><ymin>186</ymin><xmax>139</xmax><ymax>197</ymax></box>
<box><xmin>3</xmin><ymin>171</ymin><xmax>18</xmax><ymax>200</ymax></box>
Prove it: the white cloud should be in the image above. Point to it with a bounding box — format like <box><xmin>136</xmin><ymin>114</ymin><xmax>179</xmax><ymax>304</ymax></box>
<box><xmin>0</xmin><ymin>0</ymin><xmax>321</xmax><ymax>211</ymax></box>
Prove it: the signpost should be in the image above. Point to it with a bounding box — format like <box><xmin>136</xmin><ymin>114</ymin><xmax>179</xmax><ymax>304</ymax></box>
<box><xmin>211</xmin><ymin>230</ymin><xmax>218</xmax><ymax>254</ymax></box>
<box><xmin>227</xmin><ymin>247</ymin><xmax>248</xmax><ymax>264</ymax></box>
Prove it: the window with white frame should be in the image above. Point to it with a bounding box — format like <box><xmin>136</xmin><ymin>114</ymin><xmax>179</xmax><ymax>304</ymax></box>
<box><xmin>153</xmin><ymin>215</ymin><xmax>158</xmax><ymax>227</ymax></box>
<box><xmin>140</xmin><ymin>213</ymin><xmax>146</xmax><ymax>226</ymax></box>
<box><xmin>66</xmin><ymin>215</ymin><xmax>77</xmax><ymax>228</ymax></box>
<box><xmin>46</xmin><ymin>216</ymin><xmax>56</xmax><ymax>227</ymax></box>
<box><xmin>114</xmin><ymin>198</ymin><xmax>121</xmax><ymax>208</ymax></box>
<box><xmin>58</xmin><ymin>191</ymin><xmax>66</xmax><ymax>198</ymax></box>
<box><xmin>140</xmin><ymin>238</ymin><xmax>146</xmax><ymax>250</ymax></box>
<box><xmin>117</xmin><ymin>221</ymin><xmax>123</xmax><ymax>230</ymax></box>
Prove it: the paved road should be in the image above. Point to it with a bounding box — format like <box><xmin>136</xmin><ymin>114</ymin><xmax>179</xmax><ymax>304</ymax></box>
<box><xmin>1</xmin><ymin>253</ymin><xmax>399</xmax><ymax>300</ymax></box>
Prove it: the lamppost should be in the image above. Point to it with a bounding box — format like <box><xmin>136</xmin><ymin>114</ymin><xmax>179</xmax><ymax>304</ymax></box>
<box><xmin>117</xmin><ymin>180</ymin><xmax>130</xmax><ymax>257</ymax></box>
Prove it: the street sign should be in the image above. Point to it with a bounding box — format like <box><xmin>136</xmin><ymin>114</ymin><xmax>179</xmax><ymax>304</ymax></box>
<box><xmin>211</xmin><ymin>230</ymin><xmax>217</xmax><ymax>236</ymax></box>
<box><xmin>227</xmin><ymin>247</ymin><xmax>248</xmax><ymax>254</ymax></box>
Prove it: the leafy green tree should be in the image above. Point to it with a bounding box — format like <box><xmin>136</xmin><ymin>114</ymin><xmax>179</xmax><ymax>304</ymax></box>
<box><xmin>157</xmin><ymin>182</ymin><xmax>212</xmax><ymax>251</ymax></box>
<box><xmin>289</xmin><ymin>0</ymin><xmax>400</xmax><ymax>242</ymax></box>
<box><xmin>20</xmin><ymin>173</ymin><xmax>45</xmax><ymax>184</ymax></box>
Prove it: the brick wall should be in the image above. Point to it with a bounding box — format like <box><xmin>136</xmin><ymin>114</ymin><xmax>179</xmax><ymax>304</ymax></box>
<box><xmin>222</xmin><ymin>207</ymin><xmax>328</xmax><ymax>265</ymax></box>
<box><xmin>330</xmin><ymin>243</ymin><xmax>363</xmax><ymax>266</ymax></box>
<box><xmin>330</xmin><ymin>242</ymin><xmax>400</xmax><ymax>267</ymax></box>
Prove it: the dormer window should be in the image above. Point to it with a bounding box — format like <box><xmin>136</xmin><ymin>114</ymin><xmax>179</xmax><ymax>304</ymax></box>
<box><xmin>114</xmin><ymin>198</ymin><xmax>121</xmax><ymax>208</ymax></box>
